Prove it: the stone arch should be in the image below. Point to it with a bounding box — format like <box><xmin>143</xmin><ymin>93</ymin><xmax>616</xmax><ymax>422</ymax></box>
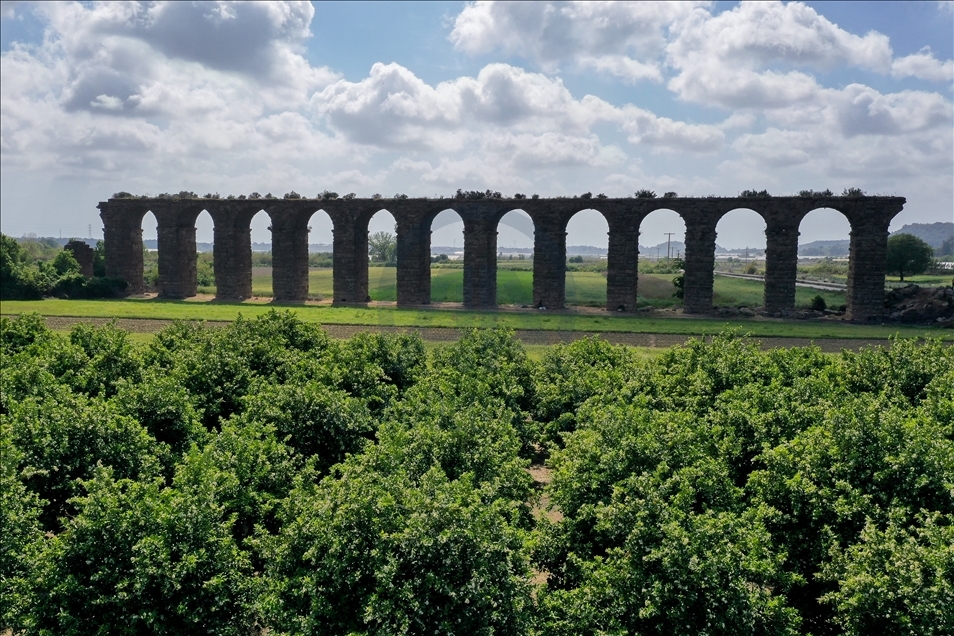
<box><xmin>366</xmin><ymin>208</ymin><xmax>397</xmax><ymax>301</ymax></box>
<box><xmin>790</xmin><ymin>206</ymin><xmax>852</xmax><ymax>312</ymax></box>
<box><xmin>637</xmin><ymin>208</ymin><xmax>686</xmax><ymax>308</ymax></box>
<box><xmin>306</xmin><ymin>209</ymin><xmax>334</xmax><ymax>300</ymax></box>
<box><xmin>245</xmin><ymin>209</ymin><xmax>270</xmax><ymax>297</ymax></box>
<box><xmin>429</xmin><ymin>209</ymin><xmax>464</xmax><ymax>303</ymax></box>
<box><xmin>494</xmin><ymin>209</ymin><xmax>535</xmax><ymax>307</ymax></box>
<box><xmin>193</xmin><ymin>210</ymin><xmax>214</xmax><ymax>295</ymax></box>
<box><xmin>564</xmin><ymin>209</ymin><xmax>609</xmax><ymax>307</ymax></box>
<box><xmin>798</xmin><ymin>207</ymin><xmax>852</xmax><ymax>258</ymax></box>
<box><xmin>714</xmin><ymin>208</ymin><xmax>767</xmax><ymax>308</ymax></box>
<box><xmin>141</xmin><ymin>211</ymin><xmax>158</xmax><ymax>294</ymax></box>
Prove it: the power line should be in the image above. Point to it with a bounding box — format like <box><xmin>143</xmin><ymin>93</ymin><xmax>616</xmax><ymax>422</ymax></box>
<box><xmin>664</xmin><ymin>232</ymin><xmax>675</xmax><ymax>260</ymax></box>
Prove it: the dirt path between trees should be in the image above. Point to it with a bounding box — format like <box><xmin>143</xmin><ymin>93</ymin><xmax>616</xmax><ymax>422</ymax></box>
<box><xmin>31</xmin><ymin>315</ymin><xmax>924</xmax><ymax>352</ymax></box>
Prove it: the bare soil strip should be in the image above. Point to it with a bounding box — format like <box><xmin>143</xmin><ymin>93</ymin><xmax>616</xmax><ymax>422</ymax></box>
<box><xmin>32</xmin><ymin>315</ymin><xmax>927</xmax><ymax>351</ymax></box>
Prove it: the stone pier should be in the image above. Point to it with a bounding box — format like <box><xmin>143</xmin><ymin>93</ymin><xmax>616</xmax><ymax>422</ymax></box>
<box><xmin>98</xmin><ymin>194</ymin><xmax>906</xmax><ymax>321</ymax></box>
<box><xmin>462</xmin><ymin>216</ymin><xmax>499</xmax><ymax>308</ymax></box>
<box><xmin>64</xmin><ymin>240</ymin><xmax>95</xmax><ymax>278</ymax></box>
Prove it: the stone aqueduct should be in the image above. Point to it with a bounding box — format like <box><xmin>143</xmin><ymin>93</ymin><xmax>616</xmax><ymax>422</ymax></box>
<box><xmin>98</xmin><ymin>194</ymin><xmax>905</xmax><ymax>320</ymax></box>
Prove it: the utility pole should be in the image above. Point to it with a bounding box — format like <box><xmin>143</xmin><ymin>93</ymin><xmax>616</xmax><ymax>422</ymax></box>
<box><xmin>664</xmin><ymin>233</ymin><xmax>675</xmax><ymax>260</ymax></box>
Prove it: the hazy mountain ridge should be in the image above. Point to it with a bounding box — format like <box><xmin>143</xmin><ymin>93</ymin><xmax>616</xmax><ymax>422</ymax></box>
<box><xmin>890</xmin><ymin>222</ymin><xmax>953</xmax><ymax>248</ymax></box>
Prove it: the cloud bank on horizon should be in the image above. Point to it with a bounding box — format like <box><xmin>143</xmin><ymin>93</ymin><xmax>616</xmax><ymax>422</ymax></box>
<box><xmin>1</xmin><ymin>0</ymin><xmax>951</xmax><ymax>247</ymax></box>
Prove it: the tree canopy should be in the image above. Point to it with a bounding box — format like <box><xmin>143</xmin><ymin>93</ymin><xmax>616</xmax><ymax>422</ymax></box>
<box><xmin>368</xmin><ymin>231</ymin><xmax>397</xmax><ymax>264</ymax></box>
<box><xmin>886</xmin><ymin>233</ymin><xmax>934</xmax><ymax>281</ymax></box>
<box><xmin>0</xmin><ymin>234</ymin><xmax>123</xmax><ymax>300</ymax></box>
<box><xmin>2</xmin><ymin>313</ymin><xmax>952</xmax><ymax>634</ymax></box>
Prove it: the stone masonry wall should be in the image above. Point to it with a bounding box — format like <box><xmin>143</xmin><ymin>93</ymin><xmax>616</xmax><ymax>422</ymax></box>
<box><xmin>64</xmin><ymin>240</ymin><xmax>94</xmax><ymax>278</ymax></box>
<box><xmin>99</xmin><ymin>195</ymin><xmax>906</xmax><ymax>320</ymax></box>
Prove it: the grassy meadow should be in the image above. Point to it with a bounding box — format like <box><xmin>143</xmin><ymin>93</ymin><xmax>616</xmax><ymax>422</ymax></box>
<box><xmin>4</xmin><ymin>298</ymin><xmax>949</xmax><ymax>341</ymax></box>
<box><xmin>239</xmin><ymin>266</ymin><xmax>847</xmax><ymax>309</ymax></box>
<box><xmin>886</xmin><ymin>273</ymin><xmax>953</xmax><ymax>285</ymax></box>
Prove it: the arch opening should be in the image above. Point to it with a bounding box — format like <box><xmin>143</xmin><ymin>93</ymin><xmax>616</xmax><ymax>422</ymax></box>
<box><xmin>496</xmin><ymin>209</ymin><xmax>534</xmax><ymax>306</ymax></box>
<box><xmin>637</xmin><ymin>209</ymin><xmax>686</xmax><ymax>309</ymax></box>
<box><xmin>713</xmin><ymin>208</ymin><xmax>766</xmax><ymax>309</ymax></box>
<box><xmin>565</xmin><ymin>209</ymin><xmax>608</xmax><ymax>307</ymax></box>
<box><xmin>244</xmin><ymin>210</ymin><xmax>270</xmax><ymax>298</ymax></box>
<box><xmin>306</xmin><ymin>209</ymin><xmax>334</xmax><ymax>301</ymax></box>
<box><xmin>195</xmin><ymin>210</ymin><xmax>215</xmax><ymax>294</ymax></box>
<box><xmin>141</xmin><ymin>211</ymin><xmax>158</xmax><ymax>294</ymax></box>
<box><xmin>795</xmin><ymin>207</ymin><xmax>850</xmax><ymax>312</ymax></box>
<box><xmin>429</xmin><ymin>209</ymin><xmax>464</xmax><ymax>303</ymax></box>
<box><xmin>367</xmin><ymin>209</ymin><xmax>397</xmax><ymax>301</ymax></box>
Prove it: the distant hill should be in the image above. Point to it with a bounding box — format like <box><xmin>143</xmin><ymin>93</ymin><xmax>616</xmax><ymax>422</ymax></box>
<box><xmin>640</xmin><ymin>240</ymin><xmax>686</xmax><ymax>258</ymax></box>
<box><xmin>567</xmin><ymin>245</ymin><xmax>607</xmax><ymax>256</ymax></box>
<box><xmin>799</xmin><ymin>239</ymin><xmax>850</xmax><ymax>257</ymax></box>
<box><xmin>890</xmin><ymin>222</ymin><xmax>953</xmax><ymax>249</ymax></box>
<box><xmin>141</xmin><ymin>240</ymin><xmax>332</xmax><ymax>253</ymax></box>
<box><xmin>796</xmin><ymin>223</ymin><xmax>954</xmax><ymax>257</ymax></box>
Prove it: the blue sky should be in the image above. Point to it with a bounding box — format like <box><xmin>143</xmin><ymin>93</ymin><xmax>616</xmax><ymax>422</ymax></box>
<box><xmin>1</xmin><ymin>1</ymin><xmax>951</xmax><ymax>249</ymax></box>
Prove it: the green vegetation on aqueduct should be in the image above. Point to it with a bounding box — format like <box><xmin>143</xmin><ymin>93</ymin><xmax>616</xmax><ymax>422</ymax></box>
<box><xmin>2</xmin><ymin>311</ymin><xmax>952</xmax><ymax>635</ymax></box>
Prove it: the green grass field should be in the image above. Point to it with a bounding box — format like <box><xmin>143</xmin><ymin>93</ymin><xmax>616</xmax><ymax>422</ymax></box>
<box><xmin>240</xmin><ymin>267</ymin><xmax>847</xmax><ymax>310</ymax></box>
<box><xmin>712</xmin><ymin>275</ymin><xmax>847</xmax><ymax>309</ymax></box>
<box><xmin>886</xmin><ymin>274</ymin><xmax>953</xmax><ymax>285</ymax></box>
<box><xmin>3</xmin><ymin>298</ymin><xmax>948</xmax><ymax>340</ymax></box>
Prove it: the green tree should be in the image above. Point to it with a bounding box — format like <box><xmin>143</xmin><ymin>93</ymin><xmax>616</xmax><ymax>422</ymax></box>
<box><xmin>533</xmin><ymin>336</ymin><xmax>638</xmax><ymax>447</ymax></box>
<box><xmin>8</xmin><ymin>392</ymin><xmax>161</xmax><ymax>531</ymax></box>
<box><xmin>0</xmin><ymin>234</ymin><xmax>48</xmax><ymax>299</ymax></box>
<box><xmin>93</xmin><ymin>240</ymin><xmax>106</xmax><ymax>276</ymax></box>
<box><xmin>368</xmin><ymin>230</ymin><xmax>397</xmax><ymax>263</ymax></box>
<box><xmin>51</xmin><ymin>250</ymin><xmax>80</xmax><ymax>276</ymax></box>
<box><xmin>264</xmin><ymin>466</ymin><xmax>532</xmax><ymax>635</ymax></box>
<box><xmin>746</xmin><ymin>396</ymin><xmax>954</xmax><ymax>633</ymax></box>
<box><xmin>0</xmin><ymin>313</ymin><xmax>51</xmax><ymax>358</ymax></box>
<box><xmin>0</xmin><ymin>436</ymin><xmax>44</xmax><ymax>629</ymax></box>
<box><xmin>819</xmin><ymin>510</ymin><xmax>954</xmax><ymax>636</ymax></box>
<box><xmin>113</xmin><ymin>372</ymin><xmax>209</xmax><ymax>475</ymax></box>
<box><xmin>239</xmin><ymin>381</ymin><xmax>372</xmax><ymax>473</ymax></box>
<box><xmin>534</xmin><ymin>400</ymin><xmax>800</xmax><ymax>635</ymax></box>
<box><xmin>886</xmin><ymin>233</ymin><xmax>933</xmax><ymax>281</ymax></box>
<box><xmin>22</xmin><ymin>468</ymin><xmax>258</xmax><ymax>635</ymax></box>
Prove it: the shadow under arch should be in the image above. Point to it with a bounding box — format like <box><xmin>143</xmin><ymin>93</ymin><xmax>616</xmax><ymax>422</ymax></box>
<box><xmin>714</xmin><ymin>208</ymin><xmax>767</xmax><ymax>308</ymax></box>
<box><xmin>564</xmin><ymin>209</ymin><xmax>609</xmax><ymax>308</ymax></box>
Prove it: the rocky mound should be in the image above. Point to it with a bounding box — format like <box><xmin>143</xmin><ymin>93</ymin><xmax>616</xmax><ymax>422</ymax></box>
<box><xmin>884</xmin><ymin>284</ymin><xmax>954</xmax><ymax>325</ymax></box>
